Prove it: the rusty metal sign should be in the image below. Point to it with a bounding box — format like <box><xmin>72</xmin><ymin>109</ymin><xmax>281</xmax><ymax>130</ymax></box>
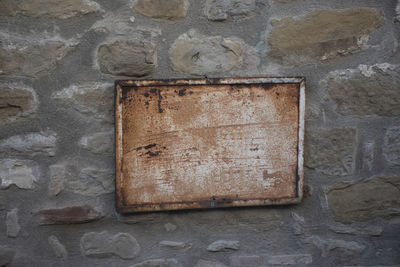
<box><xmin>115</xmin><ymin>77</ymin><xmax>305</xmax><ymax>213</ymax></box>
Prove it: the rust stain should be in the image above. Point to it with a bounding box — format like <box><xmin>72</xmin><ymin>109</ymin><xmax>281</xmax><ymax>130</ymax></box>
<box><xmin>115</xmin><ymin>77</ymin><xmax>305</xmax><ymax>213</ymax></box>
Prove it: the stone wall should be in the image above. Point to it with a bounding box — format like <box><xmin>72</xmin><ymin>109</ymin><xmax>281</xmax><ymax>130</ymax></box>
<box><xmin>1</xmin><ymin>0</ymin><xmax>400</xmax><ymax>266</ymax></box>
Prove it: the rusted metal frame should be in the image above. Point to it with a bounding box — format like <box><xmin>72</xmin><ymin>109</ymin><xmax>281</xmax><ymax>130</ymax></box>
<box><xmin>118</xmin><ymin>197</ymin><xmax>302</xmax><ymax>213</ymax></box>
<box><xmin>115</xmin><ymin>84</ymin><xmax>125</xmax><ymax>212</ymax></box>
<box><xmin>117</xmin><ymin>77</ymin><xmax>304</xmax><ymax>88</ymax></box>
<box><xmin>115</xmin><ymin>77</ymin><xmax>306</xmax><ymax>213</ymax></box>
<box><xmin>297</xmin><ymin>79</ymin><xmax>305</xmax><ymax>201</ymax></box>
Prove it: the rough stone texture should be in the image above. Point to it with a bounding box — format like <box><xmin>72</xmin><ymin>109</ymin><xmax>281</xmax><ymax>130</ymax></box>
<box><xmin>308</xmin><ymin>236</ymin><xmax>366</xmax><ymax>257</ymax></box>
<box><xmin>47</xmin><ymin>162</ymin><xmax>114</xmax><ymax>197</ymax></box>
<box><xmin>78</xmin><ymin>130</ymin><xmax>114</xmax><ymax>154</ymax></box>
<box><xmin>37</xmin><ymin>205</ymin><xmax>104</xmax><ymax>225</ymax></box>
<box><xmin>291</xmin><ymin>212</ymin><xmax>305</xmax><ymax>236</ymax></box>
<box><xmin>329</xmin><ymin>223</ymin><xmax>383</xmax><ymax>236</ymax></box>
<box><xmin>0</xmin><ymin>132</ymin><xmax>57</xmax><ymax>156</ymax></box>
<box><xmin>230</xmin><ymin>255</ymin><xmax>261</xmax><ymax>266</ymax></box>
<box><xmin>0</xmin><ymin>84</ymin><xmax>38</xmax><ymax>124</ymax></box>
<box><xmin>159</xmin><ymin>241</ymin><xmax>191</xmax><ymax>249</ymax></box>
<box><xmin>164</xmin><ymin>222</ymin><xmax>177</xmax><ymax>232</ymax></box>
<box><xmin>194</xmin><ymin>260</ymin><xmax>227</xmax><ymax>267</ymax></box>
<box><xmin>395</xmin><ymin>0</ymin><xmax>400</xmax><ymax>22</ymax></box>
<box><xmin>52</xmin><ymin>83</ymin><xmax>114</xmax><ymax>123</ymax></box>
<box><xmin>383</xmin><ymin>127</ymin><xmax>400</xmax><ymax>166</ymax></box>
<box><xmin>133</xmin><ymin>0</ymin><xmax>189</xmax><ymax>19</ymax></box>
<box><xmin>67</xmin><ymin>167</ymin><xmax>114</xmax><ymax>196</ymax></box>
<box><xmin>268</xmin><ymin>8</ymin><xmax>384</xmax><ymax>65</ymax></box>
<box><xmin>129</xmin><ymin>258</ymin><xmax>180</xmax><ymax>267</ymax></box>
<box><xmin>169</xmin><ymin>29</ymin><xmax>244</xmax><ymax>75</ymax></box>
<box><xmin>80</xmin><ymin>231</ymin><xmax>140</xmax><ymax>259</ymax></box>
<box><xmin>305</xmin><ymin>128</ymin><xmax>356</xmax><ymax>176</ymax></box>
<box><xmin>48</xmin><ymin>235</ymin><xmax>68</xmax><ymax>259</ymax></box>
<box><xmin>0</xmin><ymin>159</ymin><xmax>39</xmax><ymax>190</ymax></box>
<box><xmin>97</xmin><ymin>40</ymin><xmax>156</xmax><ymax>77</ymax></box>
<box><xmin>0</xmin><ymin>0</ymin><xmax>399</xmax><ymax>266</ymax></box>
<box><xmin>207</xmin><ymin>240</ymin><xmax>240</xmax><ymax>252</ymax></box>
<box><xmin>6</xmin><ymin>208</ymin><xmax>21</xmax><ymax>238</ymax></box>
<box><xmin>326</xmin><ymin>64</ymin><xmax>400</xmax><ymax>117</ymax></box>
<box><xmin>0</xmin><ymin>247</ymin><xmax>15</xmax><ymax>266</ymax></box>
<box><xmin>362</xmin><ymin>142</ymin><xmax>374</xmax><ymax>171</ymax></box>
<box><xmin>204</xmin><ymin>0</ymin><xmax>256</xmax><ymax>21</ymax></box>
<box><xmin>271</xmin><ymin>0</ymin><xmax>295</xmax><ymax>3</ymax></box>
<box><xmin>267</xmin><ymin>254</ymin><xmax>312</xmax><ymax>265</ymax></box>
<box><xmin>0</xmin><ymin>41</ymin><xmax>75</xmax><ymax>78</ymax></box>
<box><xmin>0</xmin><ymin>0</ymin><xmax>102</xmax><ymax>19</ymax></box>
<box><xmin>91</xmin><ymin>18</ymin><xmax>161</xmax><ymax>41</ymax></box>
<box><xmin>48</xmin><ymin>164</ymin><xmax>67</xmax><ymax>197</ymax></box>
<box><xmin>328</xmin><ymin>176</ymin><xmax>400</xmax><ymax>223</ymax></box>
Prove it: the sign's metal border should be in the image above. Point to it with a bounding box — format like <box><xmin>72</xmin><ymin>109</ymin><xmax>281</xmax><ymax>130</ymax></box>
<box><xmin>115</xmin><ymin>77</ymin><xmax>305</xmax><ymax>213</ymax></box>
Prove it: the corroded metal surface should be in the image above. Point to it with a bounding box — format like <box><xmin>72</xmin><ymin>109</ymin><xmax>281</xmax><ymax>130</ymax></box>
<box><xmin>115</xmin><ymin>77</ymin><xmax>305</xmax><ymax>213</ymax></box>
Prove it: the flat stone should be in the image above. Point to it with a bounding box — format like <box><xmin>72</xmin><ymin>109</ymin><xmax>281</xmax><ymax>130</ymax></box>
<box><xmin>362</xmin><ymin>225</ymin><xmax>384</xmax><ymax>236</ymax></box>
<box><xmin>98</xmin><ymin>40</ymin><xmax>156</xmax><ymax>77</ymax></box>
<box><xmin>48</xmin><ymin>235</ymin><xmax>68</xmax><ymax>259</ymax></box>
<box><xmin>205</xmin><ymin>0</ymin><xmax>256</xmax><ymax>21</ymax></box>
<box><xmin>67</xmin><ymin>167</ymin><xmax>114</xmax><ymax>196</ymax></box>
<box><xmin>195</xmin><ymin>259</ymin><xmax>227</xmax><ymax>267</ymax></box>
<box><xmin>268</xmin><ymin>8</ymin><xmax>384</xmax><ymax>65</ymax></box>
<box><xmin>6</xmin><ymin>208</ymin><xmax>21</xmax><ymax>238</ymax></box>
<box><xmin>0</xmin><ymin>0</ymin><xmax>103</xmax><ymax>19</ymax></box>
<box><xmin>159</xmin><ymin>241</ymin><xmax>191</xmax><ymax>249</ymax></box>
<box><xmin>207</xmin><ymin>240</ymin><xmax>240</xmax><ymax>252</ymax></box>
<box><xmin>305</xmin><ymin>128</ymin><xmax>356</xmax><ymax>176</ymax></box>
<box><xmin>307</xmin><ymin>236</ymin><xmax>365</xmax><ymax>257</ymax></box>
<box><xmin>396</xmin><ymin>0</ymin><xmax>400</xmax><ymax>22</ymax></box>
<box><xmin>362</xmin><ymin>142</ymin><xmax>374</xmax><ymax>171</ymax></box>
<box><xmin>133</xmin><ymin>0</ymin><xmax>189</xmax><ymax>19</ymax></box>
<box><xmin>327</xmin><ymin>176</ymin><xmax>400</xmax><ymax>223</ymax></box>
<box><xmin>383</xmin><ymin>126</ymin><xmax>400</xmax><ymax>166</ymax></box>
<box><xmin>129</xmin><ymin>258</ymin><xmax>180</xmax><ymax>267</ymax></box>
<box><xmin>326</xmin><ymin>64</ymin><xmax>400</xmax><ymax>117</ymax></box>
<box><xmin>0</xmin><ymin>131</ymin><xmax>57</xmax><ymax>156</ymax></box>
<box><xmin>78</xmin><ymin>130</ymin><xmax>114</xmax><ymax>154</ymax></box>
<box><xmin>267</xmin><ymin>254</ymin><xmax>312</xmax><ymax>265</ymax></box>
<box><xmin>230</xmin><ymin>255</ymin><xmax>261</xmax><ymax>266</ymax></box>
<box><xmin>81</xmin><ymin>231</ymin><xmax>140</xmax><ymax>259</ymax></box>
<box><xmin>328</xmin><ymin>224</ymin><xmax>357</xmax><ymax>235</ymax></box>
<box><xmin>329</xmin><ymin>223</ymin><xmax>383</xmax><ymax>236</ymax></box>
<box><xmin>169</xmin><ymin>29</ymin><xmax>243</xmax><ymax>75</ymax></box>
<box><xmin>0</xmin><ymin>41</ymin><xmax>74</xmax><ymax>78</ymax></box>
<box><xmin>91</xmin><ymin>17</ymin><xmax>162</xmax><ymax>39</ymax></box>
<box><xmin>48</xmin><ymin>164</ymin><xmax>67</xmax><ymax>197</ymax></box>
<box><xmin>52</xmin><ymin>82</ymin><xmax>114</xmax><ymax>123</ymax></box>
<box><xmin>0</xmin><ymin>247</ymin><xmax>15</xmax><ymax>266</ymax></box>
<box><xmin>0</xmin><ymin>159</ymin><xmax>39</xmax><ymax>190</ymax></box>
<box><xmin>37</xmin><ymin>205</ymin><xmax>104</xmax><ymax>225</ymax></box>
<box><xmin>0</xmin><ymin>84</ymin><xmax>38</xmax><ymax>124</ymax></box>
<box><xmin>118</xmin><ymin>213</ymin><xmax>160</xmax><ymax>224</ymax></box>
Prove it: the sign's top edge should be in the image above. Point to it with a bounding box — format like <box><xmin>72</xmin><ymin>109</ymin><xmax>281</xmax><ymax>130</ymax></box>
<box><xmin>116</xmin><ymin>77</ymin><xmax>305</xmax><ymax>87</ymax></box>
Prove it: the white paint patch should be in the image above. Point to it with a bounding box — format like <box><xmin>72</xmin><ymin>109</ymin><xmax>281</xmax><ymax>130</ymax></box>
<box><xmin>359</xmin><ymin>63</ymin><xmax>396</xmax><ymax>77</ymax></box>
<box><xmin>358</xmin><ymin>64</ymin><xmax>375</xmax><ymax>77</ymax></box>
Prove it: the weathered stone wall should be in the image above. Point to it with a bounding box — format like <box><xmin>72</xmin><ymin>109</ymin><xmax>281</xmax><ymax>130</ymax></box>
<box><xmin>1</xmin><ymin>0</ymin><xmax>399</xmax><ymax>266</ymax></box>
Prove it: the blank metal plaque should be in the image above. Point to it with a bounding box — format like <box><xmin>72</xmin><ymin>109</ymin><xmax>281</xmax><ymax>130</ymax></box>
<box><xmin>115</xmin><ymin>77</ymin><xmax>305</xmax><ymax>213</ymax></box>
